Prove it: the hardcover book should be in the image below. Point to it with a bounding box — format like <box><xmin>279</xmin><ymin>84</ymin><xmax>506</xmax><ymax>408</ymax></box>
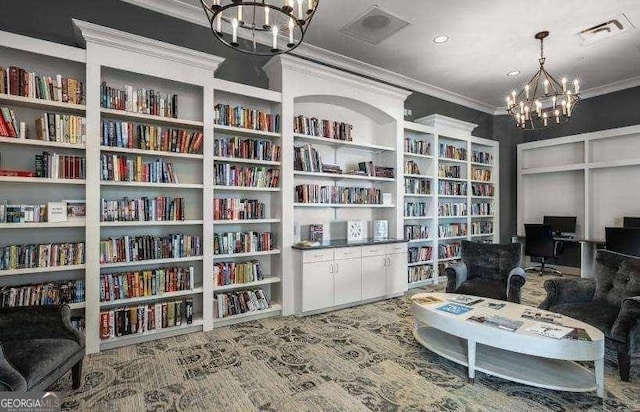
<box><xmin>436</xmin><ymin>303</ymin><xmax>472</xmax><ymax>315</ymax></box>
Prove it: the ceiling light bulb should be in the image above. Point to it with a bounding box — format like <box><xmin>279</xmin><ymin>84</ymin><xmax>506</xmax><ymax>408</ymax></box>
<box><xmin>433</xmin><ymin>35</ymin><xmax>449</xmax><ymax>44</ymax></box>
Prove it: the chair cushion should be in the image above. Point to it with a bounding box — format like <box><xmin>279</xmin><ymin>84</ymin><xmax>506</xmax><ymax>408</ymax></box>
<box><xmin>455</xmin><ymin>279</ymin><xmax>508</xmax><ymax>301</ymax></box>
<box><xmin>593</xmin><ymin>251</ymin><xmax>640</xmax><ymax>307</ymax></box>
<box><xmin>461</xmin><ymin>240</ymin><xmax>521</xmax><ymax>283</ymax></box>
<box><xmin>549</xmin><ymin>300</ymin><xmax>621</xmax><ymax>341</ymax></box>
<box><xmin>2</xmin><ymin>338</ymin><xmax>81</xmax><ymax>388</ymax></box>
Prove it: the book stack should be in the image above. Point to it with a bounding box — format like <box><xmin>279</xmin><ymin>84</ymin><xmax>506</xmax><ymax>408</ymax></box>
<box><xmin>408</xmin><ymin>265</ymin><xmax>433</xmax><ymax>283</ymax></box>
<box><xmin>471</xmin><ymin>150</ymin><xmax>493</xmax><ymax>165</ymax></box>
<box><xmin>100</xmin><ymin>82</ymin><xmax>177</xmax><ymax>118</ymax></box>
<box><xmin>213</xmin><ymin>288</ymin><xmax>270</xmax><ymax>318</ymax></box>
<box><xmin>100</xmin><ymin>298</ymin><xmax>194</xmax><ymax>340</ymax></box>
<box><xmin>215</xmin><ymin>104</ymin><xmax>280</xmax><ymax>132</ymax></box>
<box><xmin>357</xmin><ymin>161</ymin><xmax>395</xmax><ymax>178</ymax></box>
<box><xmin>101</xmin><ymin>120</ymin><xmax>203</xmax><ymax>154</ymax></box>
<box><xmin>100</xmin><ymin>155</ymin><xmax>178</xmax><ymax>183</ymax></box>
<box><xmin>438</xmin><ymin>223</ymin><xmax>467</xmax><ymax>238</ymax></box>
<box><xmin>404</xmin><ymin>138</ymin><xmax>431</xmax><ymax>155</ymax></box>
<box><xmin>215</xmin><ymin>136</ymin><xmax>281</xmax><ymax>161</ymax></box>
<box><xmin>438</xmin><ymin>165</ymin><xmax>461</xmax><ymax>178</ymax></box>
<box><xmin>293</xmin><ymin>115</ymin><xmax>352</xmax><ymax>141</ymax></box>
<box><xmin>471</xmin><ymin>221</ymin><xmax>493</xmax><ymax>235</ymax></box>
<box><xmin>71</xmin><ymin>317</ymin><xmax>85</xmax><ymax>332</ymax></box>
<box><xmin>0</xmin><ymin>279</ymin><xmax>85</xmax><ymax>308</ymax></box>
<box><xmin>98</xmin><ymin>234</ymin><xmax>201</xmax><ymax>264</ymax></box>
<box><xmin>404</xmin><ymin>202</ymin><xmax>427</xmax><ymax>217</ymax></box>
<box><xmin>438</xmin><ymin>242</ymin><xmax>462</xmax><ymax>259</ymax></box>
<box><xmin>471</xmin><ymin>202</ymin><xmax>493</xmax><ymax>216</ymax></box>
<box><xmin>472</xmin><ymin>183</ymin><xmax>494</xmax><ymax>197</ymax></box>
<box><xmin>35</xmin><ymin>152</ymin><xmax>86</xmax><ymax>179</ymax></box>
<box><xmin>294</xmin><ymin>144</ymin><xmax>322</xmax><ymax>172</ymax></box>
<box><xmin>471</xmin><ymin>168</ymin><xmax>492</xmax><ymax>181</ymax></box>
<box><xmin>214</xmin><ymin>260</ymin><xmax>263</xmax><ymax>286</ymax></box>
<box><xmin>321</xmin><ymin>164</ymin><xmax>342</xmax><ymax>174</ymax></box>
<box><xmin>408</xmin><ymin>246</ymin><xmax>433</xmax><ymax>263</ymax></box>
<box><xmin>438</xmin><ymin>181</ymin><xmax>467</xmax><ymax>196</ymax></box>
<box><xmin>439</xmin><ymin>203</ymin><xmax>467</xmax><ymax>217</ymax></box>
<box><xmin>405</xmin><ymin>177</ymin><xmax>431</xmax><ymax>194</ymax></box>
<box><xmin>35</xmin><ymin>113</ymin><xmax>86</xmax><ymax>144</ymax></box>
<box><xmin>404</xmin><ymin>161</ymin><xmax>421</xmax><ymax>175</ymax></box>
<box><xmin>100</xmin><ymin>266</ymin><xmax>195</xmax><ymax>302</ymax></box>
<box><xmin>294</xmin><ymin>184</ymin><xmax>382</xmax><ymax>205</ymax></box>
<box><xmin>213</xmin><ymin>232</ymin><xmax>274</xmax><ymax>255</ymax></box>
<box><xmin>0</xmin><ymin>66</ymin><xmax>84</xmax><ymax>104</ymax></box>
<box><xmin>213</xmin><ymin>198</ymin><xmax>265</xmax><ymax>220</ymax></box>
<box><xmin>0</xmin><ymin>107</ymin><xmax>18</xmax><ymax>137</ymax></box>
<box><xmin>0</xmin><ymin>242</ymin><xmax>85</xmax><ymax>270</ymax></box>
<box><xmin>439</xmin><ymin>144</ymin><xmax>467</xmax><ymax>160</ymax></box>
<box><xmin>0</xmin><ymin>203</ymin><xmax>47</xmax><ymax>223</ymax></box>
<box><xmin>214</xmin><ymin>164</ymin><xmax>280</xmax><ymax>188</ymax></box>
<box><xmin>100</xmin><ymin>196</ymin><xmax>185</xmax><ymax>222</ymax></box>
<box><xmin>404</xmin><ymin>225</ymin><xmax>430</xmax><ymax>240</ymax></box>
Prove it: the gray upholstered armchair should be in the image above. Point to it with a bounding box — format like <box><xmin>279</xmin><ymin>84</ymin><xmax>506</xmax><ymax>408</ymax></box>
<box><xmin>445</xmin><ymin>240</ymin><xmax>526</xmax><ymax>303</ymax></box>
<box><xmin>540</xmin><ymin>250</ymin><xmax>640</xmax><ymax>381</ymax></box>
<box><xmin>0</xmin><ymin>304</ymin><xmax>85</xmax><ymax>391</ymax></box>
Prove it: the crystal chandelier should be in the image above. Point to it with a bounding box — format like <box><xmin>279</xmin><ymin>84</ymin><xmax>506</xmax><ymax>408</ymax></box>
<box><xmin>200</xmin><ymin>0</ymin><xmax>319</xmax><ymax>56</ymax></box>
<box><xmin>506</xmin><ymin>31</ymin><xmax>580</xmax><ymax>129</ymax></box>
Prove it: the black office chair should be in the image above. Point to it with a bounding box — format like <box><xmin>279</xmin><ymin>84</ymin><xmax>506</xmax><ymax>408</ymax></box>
<box><xmin>623</xmin><ymin>217</ymin><xmax>640</xmax><ymax>228</ymax></box>
<box><xmin>524</xmin><ymin>224</ymin><xmax>562</xmax><ymax>276</ymax></box>
<box><xmin>605</xmin><ymin>227</ymin><xmax>640</xmax><ymax>257</ymax></box>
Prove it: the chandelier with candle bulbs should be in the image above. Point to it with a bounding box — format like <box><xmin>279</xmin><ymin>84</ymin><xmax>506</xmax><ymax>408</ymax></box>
<box><xmin>200</xmin><ymin>0</ymin><xmax>319</xmax><ymax>56</ymax></box>
<box><xmin>506</xmin><ymin>31</ymin><xmax>580</xmax><ymax>129</ymax></box>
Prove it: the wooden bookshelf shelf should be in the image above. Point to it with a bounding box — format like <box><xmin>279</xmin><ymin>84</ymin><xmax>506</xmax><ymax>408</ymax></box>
<box><xmin>213</xmin><ymin>219</ymin><xmax>280</xmax><ymax>225</ymax></box>
<box><xmin>213</xmin><ymin>249</ymin><xmax>281</xmax><ymax>259</ymax></box>
<box><xmin>438</xmin><ymin>157</ymin><xmax>467</xmax><ymax>164</ymax></box>
<box><xmin>438</xmin><ymin>216</ymin><xmax>467</xmax><ymax>219</ymax></box>
<box><xmin>213</xmin><ymin>277</ymin><xmax>281</xmax><ymax>292</ymax></box>
<box><xmin>0</xmin><ymin>93</ymin><xmax>86</xmax><ymax>113</ymax></box>
<box><xmin>213</xmin><ymin>186</ymin><xmax>280</xmax><ymax>192</ymax></box>
<box><xmin>438</xmin><ymin>256</ymin><xmax>461</xmax><ymax>262</ymax></box>
<box><xmin>404</xmin><ymin>173</ymin><xmax>433</xmax><ymax>179</ymax></box>
<box><xmin>471</xmin><ymin>196</ymin><xmax>495</xmax><ymax>200</ymax></box>
<box><xmin>99</xmin><ymin>287</ymin><xmax>204</xmax><ymax>308</ymax></box>
<box><xmin>294</xmin><ymin>133</ymin><xmax>395</xmax><ymax>152</ymax></box>
<box><xmin>407</xmin><ymin>261</ymin><xmax>433</xmax><ymax>267</ymax></box>
<box><xmin>520</xmin><ymin>163</ymin><xmax>586</xmax><ymax>175</ymax></box>
<box><xmin>471</xmin><ymin>233</ymin><xmax>494</xmax><ymax>237</ymax></box>
<box><xmin>212</xmin><ymin>304</ymin><xmax>281</xmax><ymax>325</ymax></box>
<box><xmin>100</xmin><ymin>108</ymin><xmax>204</xmax><ymax>129</ymax></box>
<box><xmin>101</xmin><ymin>181</ymin><xmax>204</xmax><ymax>189</ymax></box>
<box><xmin>438</xmin><ymin>177</ymin><xmax>467</xmax><ymax>182</ymax></box>
<box><xmin>439</xmin><ymin>236</ymin><xmax>467</xmax><ymax>240</ymax></box>
<box><xmin>470</xmin><ymin>179</ymin><xmax>495</xmax><ymax>184</ymax></box>
<box><xmin>404</xmin><ymin>152</ymin><xmax>434</xmax><ymax>159</ymax></box>
<box><xmin>408</xmin><ymin>278</ymin><xmax>436</xmax><ymax>288</ymax></box>
<box><xmin>0</xmin><ymin>177</ymin><xmax>86</xmax><ymax>185</ymax></box>
<box><xmin>408</xmin><ymin>238</ymin><xmax>433</xmax><ymax>243</ymax></box>
<box><xmin>214</xmin><ymin>124</ymin><xmax>281</xmax><ymax>138</ymax></box>
<box><xmin>294</xmin><ymin>203</ymin><xmax>394</xmax><ymax>208</ymax></box>
<box><xmin>100</xmin><ymin>319</ymin><xmax>204</xmax><ymax>350</ymax></box>
<box><xmin>0</xmin><ymin>264</ymin><xmax>86</xmax><ymax>277</ymax></box>
<box><xmin>100</xmin><ymin>146</ymin><xmax>204</xmax><ymax>160</ymax></box>
<box><xmin>471</xmin><ymin>215</ymin><xmax>494</xmax><ymax>218</ymax></box>
<box><xmin>68</xmin><ymin>302</ymin><xmax>86</xmax><ymax>310</ymax></box>
<box><xmin>470</xmin><ymin>162</ymin><xmax>494</xmax><ymax>167</ymax></box>
<box><xmin>0</xmin><ymin>221</ymin><xmax>85</xmax><ymax>229</ymax></box>
<box><xmin>212</xmin><ymin>156</ymin><xmax>280</xmax><ymax>166</ymax></box>
<box><xmin>99</xmin><ymin>220</ymin><xmax>204</xmax><ymax>227</ymax></box>
<box><xmin>404</xmin><ymin>216</ymin><xmax>432</xmax><ymax>220</ymax></box>
<box><xmin>438</xmin><ymin>195</ymin><xmax>467</xmax><ymax>199</ymax></box>
<box><xmin>99</xmin><ymin>256</ymin><xmax>203</xmax><ymax>269</ymax></box>
<box><xmin>0</xmin><ymin>137</ymin><xmax>85</xmax><ymax>150</ymax></box>
<box><xmin>404</xmin><ymin>193</ymin><xmax>433</xmax><ymax>198</ymax></box>
<box><xmin>293</xmin><ymin>171</ymin><xmax>395</xmax><ymax>182</ymax></box>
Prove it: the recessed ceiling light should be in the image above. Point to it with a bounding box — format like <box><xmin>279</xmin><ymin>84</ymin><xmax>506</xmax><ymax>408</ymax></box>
<box><xmin>507</xmin><ymin>70</ymin><xmax>521</xmax><ymax>77</ymax></box>
<box><xmin>433</xmin><ymin>35</ymin><xmax>449</xmax><ymax>44</ymax></box>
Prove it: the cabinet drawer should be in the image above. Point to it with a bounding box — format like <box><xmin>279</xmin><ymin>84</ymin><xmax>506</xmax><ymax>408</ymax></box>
<box><xmin>302</xmin><ymin>249</ymin><xmax>334</xmax><ymax>263</ymax></box>
<box><xmin>334</xmin><ymin>247</ymin><xmax>361</xmax><ymax>259</ymax></box>
<box><xmin>385</xmin><ymin>242</ymin><xmax>408</xmax><ymax>254</ymax></box>
<box><xmin>361</xmin><ymin>245</ymin><xmax>386</xmax><ymax>257</ymax></box>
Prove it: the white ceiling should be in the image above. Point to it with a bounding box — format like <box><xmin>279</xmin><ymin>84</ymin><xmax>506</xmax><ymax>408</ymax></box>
<box><xmin>129</xmin><ymin>0</ymin><xmax>640</xmax><ymax>113</ymax></box>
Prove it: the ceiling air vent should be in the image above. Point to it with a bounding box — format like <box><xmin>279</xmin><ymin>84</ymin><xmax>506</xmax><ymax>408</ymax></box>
<box><xmin>578</xmin><ymin>14</ymin><xmax>635</xmax><ymax>44</ymax></box>
<box><xmin>340</xmin><ymin>6</ymin><xmax>411</xmax><ymax>45</ymax></box>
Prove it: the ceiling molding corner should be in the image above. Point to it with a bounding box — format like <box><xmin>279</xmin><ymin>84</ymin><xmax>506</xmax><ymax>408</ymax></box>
<box><xmin>579</xmin><ymin>75</ymin><xmax>640</xmax><ymax>100</ymax></box>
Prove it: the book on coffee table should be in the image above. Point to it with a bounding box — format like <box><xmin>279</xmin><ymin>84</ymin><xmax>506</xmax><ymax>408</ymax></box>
<box><xmin>449</xmin><ymin>295</ymin><xmax>484</xmax><ymax>306</ymax></box>
<box><xmin>467</xmin><ymin>313</ymin><xmax>523</xmax><ymax>331</ymax></box>
<box><xmin>436</xmin><ymin>303</ymin><xmax>472</xmax><ymax>315</ymax></box>
<box><xmin>527</xmin><ymin>322</ymin><xmax>573</xmax><ymax>339</ymax></box>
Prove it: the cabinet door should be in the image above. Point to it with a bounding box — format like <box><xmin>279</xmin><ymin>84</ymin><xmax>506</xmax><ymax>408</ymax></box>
<box><xmin>361</xmin><ymin>253</ymin><xmax>386</xmax><ymax>300</ymax></box>
<box><xmin>386</xmin><ymin>253</ymin><xmax>408</xmax><ymax>295</ymax></box>
<box><xmin>333</xmin><ymin>257</ymin><xmax>362</xmax><ymax>306</ymax></box>
<box><xmin>302</xmin><ymin>261</ymin><xmax>334</xmax><ymax>312</ymax></box>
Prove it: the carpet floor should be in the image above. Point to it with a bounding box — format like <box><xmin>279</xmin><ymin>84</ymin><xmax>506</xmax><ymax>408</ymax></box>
<box><xmin>52</xmin><ymin>275</ymin><xmax>640</xmax><ymax>411</ymax></box>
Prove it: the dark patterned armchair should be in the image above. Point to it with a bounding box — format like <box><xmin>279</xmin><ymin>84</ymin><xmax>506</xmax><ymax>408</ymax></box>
<box><xmin>445</xmin><ymin>240</ymin><xmax>526</xmax><ymax>304</ymax></box>
<box><xmin>0</xmin><ymin>305</ymin><xmax>84</xmax><ymax>391</ymax></box>
<box><xmin>540</xmin><ymin>250</ymin><xmax>640</xmax><ymax>381</ymax></box>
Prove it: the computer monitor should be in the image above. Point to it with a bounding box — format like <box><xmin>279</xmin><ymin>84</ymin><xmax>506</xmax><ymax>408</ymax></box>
<box><xmin>543</xmin><ymin>216</ymin><xmax>577</xmax><ymax>236</ymax></box>
<box><xmin>605</xmin><ymin>227</ymin><xmax>640</xmax><ymax>257</ymax></box>
<box><xmin>623</xmin><ymin>217</ymin><xmax>640</xmax><ymax>228</ymax></box>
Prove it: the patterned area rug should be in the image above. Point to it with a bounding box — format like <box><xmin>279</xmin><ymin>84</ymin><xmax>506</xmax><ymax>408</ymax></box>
<box><xmin>52</xmin><ymin>275</ymin><xmax>640</xmax><ymax>411</ymax></box>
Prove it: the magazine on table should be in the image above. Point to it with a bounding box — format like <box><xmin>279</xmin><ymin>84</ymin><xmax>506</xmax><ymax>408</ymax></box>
<box><xmin>521</xmin><ymin>308</ymin><xmax>563</xmax><ymax>324</ymax></box>
<box><xmin>564</xmin><ymin>327</ymin><xmax>593</xmax><ymax>341</ymax></box>
<box><xmin>449</xmin><ymin>295</ymin><xmax>484</xmax><ymax>306</ymax></box>
<box><xmin>527</xmin><ymin>322</ymin><xmax>574</xmax><ymax>339</ymax></box>
<box><xmin>412</xmin><ymin>295</ymin><xmax>444</xmax><ymax>305</ymax></box>
<box><xmin>436</xmin><ymin>303</ymin><xmax>473</xmax><ymax>315</ymax></box>
<box><xmin>482</xmin><ymin>302</ymin><xmax>506</xmax><ymax>310</ymax></box>
<box><xmin>467</xmin><ymin>313</ymin><xmax>523</xmax><ymax>331</ymax></box>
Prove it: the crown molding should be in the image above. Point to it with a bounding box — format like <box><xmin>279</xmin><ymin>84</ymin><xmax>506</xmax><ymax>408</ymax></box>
<box><xmin>0</xmin><ymin>30</ymin><xmax>86</xmax><ymax>63</ymax></box>
<box><xmin>579</xmin><ymin>75</ymin><xmax>640</xmax><ymax>100</ymax></box>
<box><xmin>415</xmin><ymin>114</ymin><xmax>478</xmax><ymax>133</ymax></box>
<box><xmin>73</xmin><ymin>19</ymin><xmax>225</xmax><ymax>71</ymax></box>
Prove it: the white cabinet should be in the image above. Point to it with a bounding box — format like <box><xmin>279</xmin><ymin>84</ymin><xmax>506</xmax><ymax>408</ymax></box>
<box><xmin>334</xmin><ymin>257</ymin><xmax>362</xmax><ymax>306</ymax></box>
<box><xmin>361</xmin><ymin>244</ymin><xmax>408</xmax><ymax>300</ymax></box>
<box><xmin>387</xmin><ymin>252</ymin><xmax>408</xmax><ymax>295</ymax></box>
<box><xmin>361</xmin><ymin>254</ymin><xmax>386</xmax><ymax>300</ymax></box>
<box><xmin>301</xmin><ymin>260</ymin><xmax>335</xmax><ymax>312</ymax></box>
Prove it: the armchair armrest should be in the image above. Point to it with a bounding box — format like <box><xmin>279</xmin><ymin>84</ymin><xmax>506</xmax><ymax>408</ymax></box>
<box><xmin>612</xmin><ymin>296</ymin><xmax>640</xmax><ymax>352</ymax></box>
<box><xmin>506</xmin><ymin>267</ymin><xmax>526</xmax><ymax>303</ymax></box>
<box><xmin>0</xmin><ymin>342</ymin><xmax>27</xmax><ymax>391</ymax></box>
<box><xmin>538</xmin><ymin>278</ymin><xmax>596</xmax><ymax>310</ymax></box>
<box><xmin>445</xmin><ymin>262</ymin><xmax>468</xmax><ymax>293</ymax></box>
<box><xmin>0</xmin><ymin>305</ymin><xmax>84</xmax><ymax>347</ymax></box>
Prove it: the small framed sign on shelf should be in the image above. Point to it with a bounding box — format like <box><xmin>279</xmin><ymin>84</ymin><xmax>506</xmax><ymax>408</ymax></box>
<box><xmin>373</xmin><ymin>220</ymin><xmax>388</xmax><ymax>240</ymax></box>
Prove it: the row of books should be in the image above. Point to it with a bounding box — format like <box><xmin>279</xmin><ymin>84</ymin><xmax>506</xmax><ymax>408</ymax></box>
<box><xmin>35</xmin><ymin>113</ymin><xmax>86</xmax><ymax>144</ymax></box>
<box><xmin>404</xmin><ymin>161</ymin><xmax>421</xmax><ymax>175</ymax></box>
<box><xmin>214</xmin><ymin>164</ymin><xmax>280</xmax><ymax>188</ymax></box>
<box><xmin>471</xmin><ymin>168</ymin><xmax>492</xmax><ymax>182</ymax></box>
<box><xmin>438</xmin><ymin>165</ymin><xmax>462</xmax><ymax>178</ymax></box>
<box><xmin>0</xmin><ymin>203</ymin><xmax>47</xmax><ymax>223</ymax></box>
<box><xmin>214</xmin><ymin>260</ymin><xmax>264</xmax><ymax>286</ymax></box>
<box><xmin>293</xmin><ymin>115</ymin><xmax>353</xmax><ymax>141</ymax></box>
<box><xmin>471</xmin><ymin>150</ymin><xmax>493</xmax><ymax>165</ymax></box>
<box><xmin>404</xmin><ymin>225</ymin><xmax>430</xmax><ymax>240</ymax></box>
<box><xmin>0</xmin><ymin>66</ymin><xmax>84</xmax><ymax>104</ymax></box>
<box><xmin>294</xmin><ymin>144</ymin><xmax>322</xmax><ymax>172</ymax></box>
<box><xmin>439</xmin><ymin>181</ymin><xmax>467</xmax><ymax>196</ymax></box>
<box><xmin>0</xmin><ymin>280</ymin><xmax>85</xmax><ymax>308</ymax></box>
<box><xmin>214</xmin><ymin>288</ymin><xmax>270</xmax><ymax>319</ymax></box>
<box><xmin>213</xmin><ymin>198</ymin><xmax>265</xmax><ymax>221</ymax></box>
<box><xmin>439</xmin><ymin>242</ymin><xmax>462</xmax><ymax>259</ymax></box>
<box><xmin>358</xmin><ymin>161</ymin><xmax>395</xmax><ymax>178</ymax></box>
<box><xmin>404</xmin><ymin>202</ymin><xmax>428</xmax><ymax>217</ymax></box>
<box><xmin>99</xmin><ymin>298</ymin><xmax>194</xmax><ymax>340</ymax></box>
<box><xmin>98</xmin><ymin>234</ymin><xmax>201</xmax><ymax>264</ymax></box>
<box><xmin>100</xmin><ymin>155</ymin><xmax>178</xmax><ymax>183</ymax></box>
<box><xmin>471</xmin><ymin>221</ymin><xmax>493</xmax><ymax>235</ymax></box>
<box><xmin>213</xmin><ymin>232</ymin><xmax>274</xmax><ymax>255</ymax></box>
<box><xmin>214</xmin><ymin>137</ymin><xmax>281</xmax><ymax>162</ymax></box>
<box><xmin>439</xmin><ymin>144</ymin><xmax>467</xmax><ymax>161</ymax></box>
<box><xmin>0</xmin><ymin>242</ymin><xmax>85</xmax><ymax>270</ymax></box>
<box><xmin>472</xmin><ymin>183</ymin><xmax>495</xmax><ymax>197</ymax></box>
<box><xmin>405</xmin><ymin>139</ymin><xmax>431</xmax><ymax>155</ymax></box>
<box><xmin>439</xmin><ymin>203</ymin><xmax>467</xmax><ymax>217</ymax></box>
<box><xmin>408</xmin><ymin>265</ymin><xmax>433</xmax><ymax>283</ymax></box>
<box><xmin>405</xmin><ymin>177</ymin><xmax>431</xmax><ymax>195</ymax></box>
<box><xmin>35</xmin><ymin>152</ymin><xmax>86</xmax><ymax>179</ymax></box>
<box><xmin>438</xmin><ymin>223</ymin><xmax>467</xmax><ymax>238</ymax></box>
<box><xmin>294</xmin><ymin>185</ymin><xmax>382</xmax><ymax>205</ymax></box>
<box><xmin>409</xmin><ymin>246</ymin><xmax>433</xmax><ymax>264</ymax></box>
<box><xmin>101</xmin><ymin>120</ymin><xmax>203</xmax><ymax>154</ymax></box>
<box><xmin>215</xmin><ymin>104</ymin><xmax>280</xmax><ymax>132</ymax></box>
<box><xmin>0</xmin><ymin>107</ymin><xmax>18</xmax><ymax>137</ymax></box>
<box><xmin>100</xmin><ymin>266</ymin><xmax>195</xmax><ymax>302</ymax></box>
<box><xmin>100</xmin><ymin>82</ymin><xmax>178</xmax><ymax>118</ymax></box>
<box><xmin>100</xmin><ymin>196</ymin><xmax>185</xmax><ymax>222</ymax></box>
<box><xmin>471</xmin><ymin>202</ymin><xmax>493</xmax><ymax>216</ymax></box>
